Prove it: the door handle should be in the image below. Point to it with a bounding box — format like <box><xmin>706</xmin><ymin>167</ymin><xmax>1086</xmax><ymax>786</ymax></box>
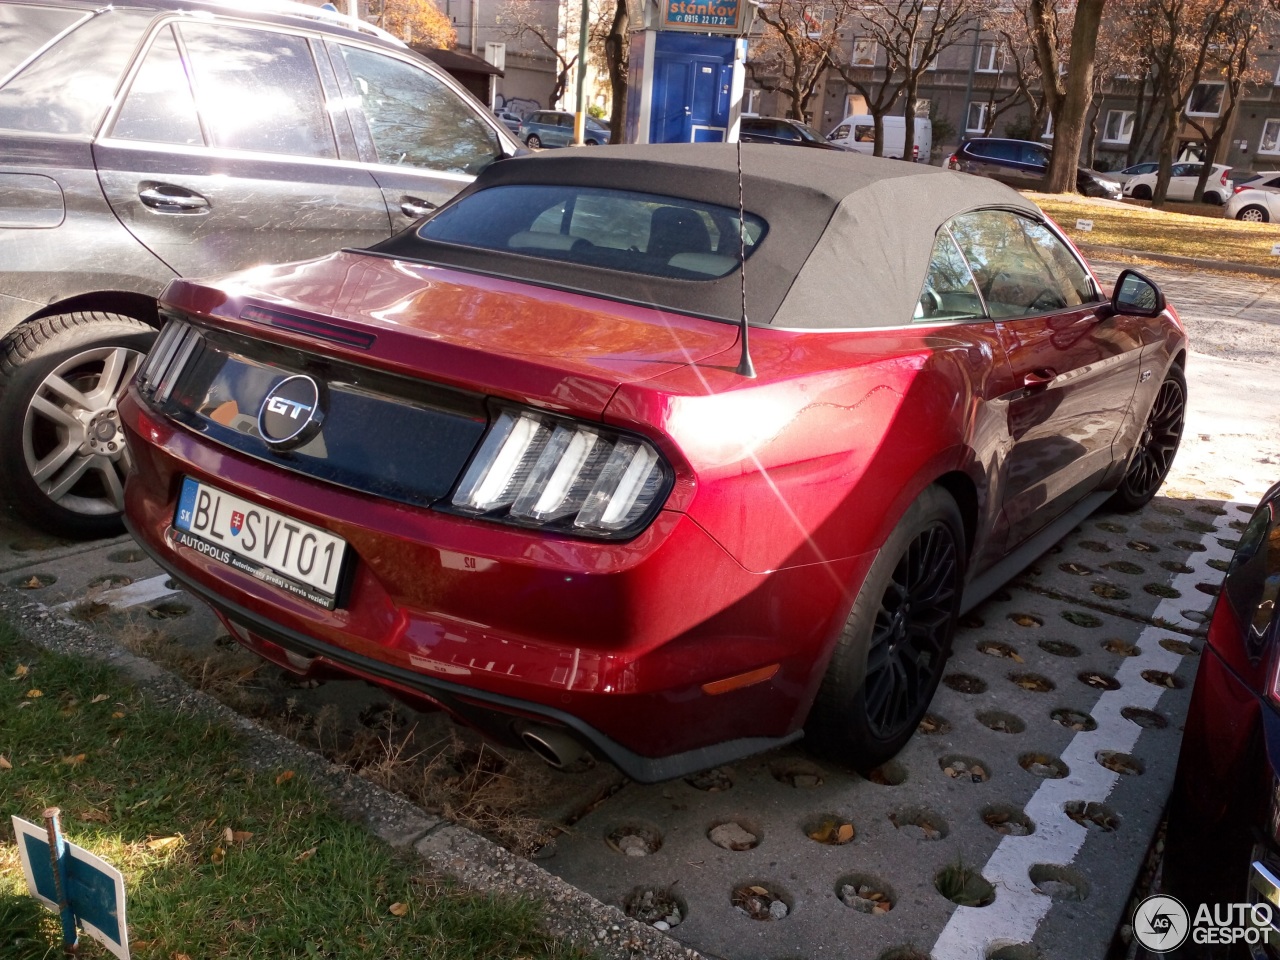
<box><xmin>399</xmin><ymin>196</ymin><xmax>437</xmax><ymax>218</ymax></box>
<box><xmin>1023</xmin><ymin>368</ymin><xmax>1057</xmax><ymax>391</ymax></box>
<box><xmin>138</xmin><ymin>184</ymin><xmax>209</xmax><ymax>212</ymax></box>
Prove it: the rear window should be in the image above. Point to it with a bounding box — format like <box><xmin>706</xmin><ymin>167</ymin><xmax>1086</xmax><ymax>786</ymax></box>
<box><xmin>419</xmin><ymin>184</ymin><xmax>766</xmax><ymax>280</ymax></box>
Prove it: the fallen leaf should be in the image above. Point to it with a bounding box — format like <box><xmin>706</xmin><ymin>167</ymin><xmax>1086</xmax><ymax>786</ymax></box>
<box><xmin>294</xmin><ymin>846</ymin><xmax>317</xmax><ymax>862</ymax></box>
<box><xmin>210</xmin><ymin>845</ymin><xmax>225</xmax><ymax>865</ymax></box>
<box><xmin>837</xmin><ymin>823</ymin><xmax>854</xmax><ymax>843</ymax></box>
<box><xmin>26</xmin><ymin>689</ymin><xmax>42</xmax><ymax>699</ymax></box>
<box><xmin>275</xmin><ymin>770</ymin><xmax>294</xmax><ymax>786</ymax></box>
<box><xmin>1010</xmin><ymin>652</ymin><xmax>1025</xmax><ymax>663</ymax></box>
<box><xmin>389</xmin><ymin>902</ymin><xmax>409</xmax><ymax>917</ymax></box>
<box><xmin>90</xmin><ymin>694</ymin><xmax>109</xmax><ymax>704</ymax></box>
<box><xmin>749</xmin><ymin>885</ymin><xmax>769</xmax><ymax>896</ymax></box>
<box><xmin>172</xmin><ymin>953</ymin><xmax>192</xmax><ymax>960</ymax></box>
<box><xmin>231</xmin><ymin>830</ymin><xmax>254</xmax><ymax>843</ymax></box>
<box><xmin>808</xmin><ymin>822</ymin><xmax>833</xmax><ymax>843</ymax></box>
<box><xmin>0</xmin><ymin>755</ymin><xmax>11</xmax><ymax>770</ymax></box>
<box><xmin>147</xmin><ymin>836</ymin><xmax>182</xmax><ymax>851</ymax></box>
<box><xmin>61</xmin><ymin>753</ymin><xmax>87</xmax><ymax>766</ymax></box>
<box><xmin>12</xmin><ymin>664</ymin><xmax>28</xmax><ymax>679</ymax></box>
<box><xmin>22</xmin><ymin>577</ymin><xmax>41</xmax><ymax>589</ymax></box>
<box><xmin>111</xmin><ymin>711</ymin><xmax>125</xmax><ymax>719</ymax></box>
<box><xmin>17</xmin><ymin>701</ymin><xmax>31</xmax><ymax>710</ymax></box>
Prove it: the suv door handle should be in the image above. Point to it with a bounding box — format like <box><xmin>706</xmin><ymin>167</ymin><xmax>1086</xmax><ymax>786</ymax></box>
<box><xmin>1023</xmin><ymin>368</ymin><xmax>1057</xmax><ymax>391</ymax></box>
<box><xmin>139</xmin><ymin>185</ymin><xmax>210</xmax><ymax>212</ymax></box>
<box><xmin>399</xmin><ymin>196</ymin><xmax>437</xmax><ymax>218</ymax></box>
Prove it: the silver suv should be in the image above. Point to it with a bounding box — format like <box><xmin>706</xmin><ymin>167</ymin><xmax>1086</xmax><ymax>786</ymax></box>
<box><xmin>0</xmin><ymin>0</ymin><xmax>517</xmax><ymax>537</ymax></box>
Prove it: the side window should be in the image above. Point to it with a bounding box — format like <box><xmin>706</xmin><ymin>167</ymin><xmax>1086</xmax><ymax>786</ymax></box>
<box><xmin>1021</xmin><ymin>144</ymin><xmax>1049</xmax><ymax>167</ymax></box>
<box><xmin>1018</xmin><ymin>219</ymin><xmax>1095</xmax><ymax>305</ymax></box>
<box><xmin>916</xmin><ymin>229</ymin><xmax>986</xmax><ymax>323</ymax></box>
<box><xmin>830</xmin><ymin>123</ymin><xmax>850</xmax><ymax>140</ymax></box>
<box><xmin>111</xmin><ymin>26</ymin><xmax>203</xmax><ymax>145</ymax></box>
<box><xmin>178</xmin><ymin>22</ymin><xmax>335</xmax><ymax>158</ymax></box>
<box><xmin>338</xmin><ymin>45</ymin><xmax>499</xmax><ymax>175</ymax></box>
<box><xmin>989</xmin><ymin>141</ymin><xmax>1020</xmax><ymax>162</ymax></box>
<box><xmin>0</xmin><ymin>4</ymin><xmax>88</xmax><ymax>82</ymax></box>
<box><xmin>947</xmin><ymin>210</ymin><xmax>1086</xmax><ymax>318</ymax></box>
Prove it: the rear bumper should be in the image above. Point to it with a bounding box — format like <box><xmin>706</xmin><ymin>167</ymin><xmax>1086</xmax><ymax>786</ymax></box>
<box><xmin>121</xmin><ymin>390</ymin><xmax>866</xmax><ymax>779</ymax></box>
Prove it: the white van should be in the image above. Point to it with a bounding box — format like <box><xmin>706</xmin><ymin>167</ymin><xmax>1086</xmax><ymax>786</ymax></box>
<box><xmin>826</xmin><ymin>114</ymin><xmax>932</xmax><ymax>162</ymax></box>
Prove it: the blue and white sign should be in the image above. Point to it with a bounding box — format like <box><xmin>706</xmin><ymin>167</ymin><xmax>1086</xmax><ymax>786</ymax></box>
<box><xmin>12</xmin><ymin>815</ymin><xmax>130</xmax><ymax>960</ymax></box>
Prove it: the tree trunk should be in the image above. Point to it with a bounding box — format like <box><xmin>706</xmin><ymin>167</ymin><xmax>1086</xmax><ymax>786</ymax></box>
<box><xmin>1044</xmin><ymin>0</ymin><xmax>1106</xmax><ymax>193</ymax></box>
<box><xmin>604</xmin><ymin>0</ymin><xmax>628</xmax><ymax>144</ymax></box>
<box><xmin>1153</xmin><ymin>95</ymin><xmax>1180</xmax><ymax>207</ymax></box>
<box><xmin>902</xmin><ymin>77</ymin><xmax>917</xmax><ymax>162</ymax></box>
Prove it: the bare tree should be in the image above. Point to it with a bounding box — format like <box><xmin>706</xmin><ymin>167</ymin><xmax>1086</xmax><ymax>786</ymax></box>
<box><xmin>831</xmin><ymin>0</ymin><xmax>975</xmax><ymax>159</ymax></box>
<box><xmin>748</xmin><ymin>0</ymin><xmax>852</xmax><ymax>122</ymax></box>
<box><xmin>600</xmin><ymin>0</ymin><xmax>630</xmax><ymax>142</ymax></box>
<box><xmin>1182</xmin><ymin>2</ymin><xmax>1274</xmax><ymax>199</ymax></box>
<box><xmin>497</xmin><ymin>0</ymin><xmax>580</xmax><ymax>107</ymax></box>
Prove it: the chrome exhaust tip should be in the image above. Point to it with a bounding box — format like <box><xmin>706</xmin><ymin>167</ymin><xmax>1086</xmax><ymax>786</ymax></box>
<box><xmin>518</xmin><ymin>723</ymin><xmax>590</xmax><ymax>770</ymax></box>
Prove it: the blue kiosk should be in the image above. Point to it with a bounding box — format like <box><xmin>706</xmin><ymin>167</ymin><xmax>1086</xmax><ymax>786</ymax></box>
<box><xmin>625</xmin><ymin>0</ymin><xmax>750</xmax><ymax>144</ymax></box>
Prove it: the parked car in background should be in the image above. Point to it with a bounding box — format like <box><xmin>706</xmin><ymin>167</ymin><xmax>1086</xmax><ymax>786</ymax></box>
<box><xmin>738</xmin><ymin>116</ymin><xmax>846</xmax><ymax>150</ymax></box>
<box><xmin>493</xmin><ymin>109</ymin><xmax>523</xmax><ymax>134</ymax></box>
<box><xmin>1123</xmin><ymin>162</ymin><xmax>1234</xmax><ymax>204</ymax></box>
<box><xmin>121</xmin><ymin>146</ymin><xmax>1187</xmax><ymax>783</ymax></box>
<box><xmin>1231</xmin><ymin>170</ymin><xmax>1280</xmax><ymax>193</ymax></box>
<box><xmin>947</xmin><ymin>138</ymin><xmax>1122</xmax><ymax>198</ymax></box>
<box><xmin>1226</xmin><ymin>188</ymin><xmax>1280</xmax><ymax>223</ymax></box>
<box><xmin>1162</xmin><ymin>479</ymin><xmax>1280</xmax><ymax>936</ymax></box>
<box><xmin>0</xmin><ymin>0</ymin><xmax>518</xmax><ymax>539</ymax></box>
<box><xmin>1109</xmin><ymin>161</ymin><xmax>1159</xmax><ymax>186</ymax></box>
<box><xmin>825</xmin><ymin>113</ymin><xmax>932</xmax><ymax>161</ymax></box>
<box><xmin>517</xmin><ymin>110</ymin><xmax>610</xmax><ymax>148</ymax></box>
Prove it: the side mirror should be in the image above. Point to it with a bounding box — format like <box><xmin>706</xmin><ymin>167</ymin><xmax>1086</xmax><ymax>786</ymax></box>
<box><xmin>1111</xmin><ymin>268</ymin><xmax>1166</xmax><ymax>317</ymax></box>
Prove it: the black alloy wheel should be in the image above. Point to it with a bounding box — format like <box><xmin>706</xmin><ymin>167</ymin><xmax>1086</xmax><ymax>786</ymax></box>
<box><xmin>1109</xmin><ymin>366</ymin><xmax>1186</xmax><ymax>512</ymax></box>
<box><xmin>862</xmin><ymin>521</ymin><xmax>959</xmax><ymax>739</ymax></box>
<box><xmin>807</xmin><ymin>486</ymin><xmax>965</xmax><ymax>771</ymax></box>
<box><xmin>1132</xmin><ymin>184</ymin><xmax>1153</xmax><ymax>200</ymax></box>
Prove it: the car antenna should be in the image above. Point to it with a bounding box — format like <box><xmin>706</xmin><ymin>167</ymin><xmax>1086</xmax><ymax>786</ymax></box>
<box><xmin>734</xmin><ymin>134</ymin><xmax>756</xmax><ymax>378</ymax></box>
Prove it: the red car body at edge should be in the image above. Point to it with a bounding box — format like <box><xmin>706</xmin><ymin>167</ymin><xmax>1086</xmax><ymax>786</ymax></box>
<box><xmin>120</xmin><ymin>146</ymin><xmax>1188</xmax><ymax>781</ymax></box>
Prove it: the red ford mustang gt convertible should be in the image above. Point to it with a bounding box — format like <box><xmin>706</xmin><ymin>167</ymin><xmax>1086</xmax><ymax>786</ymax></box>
<box><xmin>121</xmin><ymin>145</ymin><xmax>1187</xmax><ymax>781</ymax></box>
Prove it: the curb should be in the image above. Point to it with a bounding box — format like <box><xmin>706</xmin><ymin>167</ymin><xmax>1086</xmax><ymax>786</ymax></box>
<box><xmin>0</xmin><ymin>593</ymin><xmax>702</xmax><ymax>960</ymax></box>
<box><xmin>1078</xmin><ymin>242</ymin><xmax>1280</xmax><ymax>279</ymax></box>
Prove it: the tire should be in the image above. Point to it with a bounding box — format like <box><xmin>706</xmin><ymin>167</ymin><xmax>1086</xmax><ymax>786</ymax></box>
<box><xmin>1131</xmin><ymin>184</ymin><xmax>1153</xmax><ymax>200</ymax></box>
<box><xmin>806</xmin><ymin>486</ymin><xmax>966</xmax><ymax>771</ymax></box>
<box><xmin>1107</xmin><ymin>365</ymin><xmax>1186</xmax><ymax>513</ymax></box>
<box><xmin>1236</xmin><ymin>204</ymin><xmax>1269</xmax><ymax>223</ymax></box>
<box><xmin>526</xmin><ymin>134</ymin><xmax>542</xmax><ymax>149</ymax></box>
<box><xmin>584</xmin><ymin>138</ymin><xmax>599</xmax><ymax>146</ymax></box>
<box><xmin>0</xmin><ymin>312</ymin><xmax>154</xmax><ymax>538</ymax></box>
<box><xmin>1205</xmin><ymin>192</ymin><xmax>1225</xmax><ymax>206</ymax></box>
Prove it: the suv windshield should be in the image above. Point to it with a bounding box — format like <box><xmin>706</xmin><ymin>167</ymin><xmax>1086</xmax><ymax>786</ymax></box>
<box><xmin>419</xmin><ymin>184</ymin><xmax>766</xmax><ymax>280</ymax></box>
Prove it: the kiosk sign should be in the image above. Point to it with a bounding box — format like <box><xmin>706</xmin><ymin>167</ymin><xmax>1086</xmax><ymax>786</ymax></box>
<box><xmin>660</xmin><ymin>0</ymin><xmax>749</xmax><ymax>33</ymax></box>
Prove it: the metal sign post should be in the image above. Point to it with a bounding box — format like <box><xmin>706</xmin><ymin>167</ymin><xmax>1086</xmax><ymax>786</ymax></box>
<box><xmin>13</xmin><ymin>813</ymin><xmax>130</xmax><ymax>960</ymax></box>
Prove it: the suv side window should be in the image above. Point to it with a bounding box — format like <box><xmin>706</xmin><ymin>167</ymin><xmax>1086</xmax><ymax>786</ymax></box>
<box><xmin>338</xmin><ymin>44</ymin><xmax>498</xmax><ymax>175</ymax></box>
<box><xmin>179</xmin><ymin>22</ymin><xmax>335</xmax><ymax>159</ymax></box>
<box><xmin>111</xmin><ymin>25</ymin><xmax>203</xmax><ymax>146</ymax></box>
<box><xmin>947</xmin><ymin>210</ymin><xmax>1088</xmax><ymax>318</ymax></box>
<box><xmin>1020</xmin><ymin>143</ymin><xmax>1049</xmax><ymax>167</ymax></box>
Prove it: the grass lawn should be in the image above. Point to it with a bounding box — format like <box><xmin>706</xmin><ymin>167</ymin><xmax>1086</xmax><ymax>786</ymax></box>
<box><xmin>0</xmin><ymin>620</ymin><xmax>589</xmax><ymax>960</ymax></box>
<box><xmin>1027</xmin><ymin>193</ymin><xmax>1280</xmax><ymax>272</ymax></box>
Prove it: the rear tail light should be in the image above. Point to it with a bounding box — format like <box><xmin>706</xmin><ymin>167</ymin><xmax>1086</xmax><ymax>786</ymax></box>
<box><xmin>947</xmin><ymin>153</ymin><xmax>959</xmax><ymax>169</ymax></box>
<box><xmin>1235</xmin><ymin>184</ymin><xmax>1249</xmax><ymax>194</ymax></box>
<box><xmin>137</xmin><ymin>317</ymin><xmax>203</xmax><ymax>403</ymax></box>
<box><xmin>913</xmin><ymin>144</ymin><xmax>920</xmax><ymax>160</ymax></box>
<box><xmin>450</xmin><ymin>406</ymin><xmax>671</xmax><ymax>538</ymax></box>
<box><xmin>1221</xmin><ymin>170</ymin><xmax>1230</xmax><ymax>186</ymax></box>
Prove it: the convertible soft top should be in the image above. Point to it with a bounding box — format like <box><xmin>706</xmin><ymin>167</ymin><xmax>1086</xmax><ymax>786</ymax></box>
<box><xmin>368</xmin><ymin>143</ymin><xmax>1042</xmax><ymax>329</ymax></box>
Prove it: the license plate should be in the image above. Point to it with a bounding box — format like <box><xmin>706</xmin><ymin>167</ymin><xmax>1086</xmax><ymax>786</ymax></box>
<box><xmin>172</xmin><ymin>477</ymin><xmax>347</xmax><ymax>609</ymax></box>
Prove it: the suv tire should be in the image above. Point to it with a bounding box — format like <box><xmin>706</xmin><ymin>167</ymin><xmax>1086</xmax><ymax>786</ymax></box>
<box><xmin>0</xmin><ymin>312</ymin><xmax>155</xmax><ymax>538</ymax></box>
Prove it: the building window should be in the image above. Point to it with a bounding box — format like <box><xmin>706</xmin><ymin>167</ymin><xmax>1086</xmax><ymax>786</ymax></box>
<box><xmin>1261</xmin><ymin>119</ymin><xmax>1280</xmax><ymax>155</ymax></box>
<box><xmin>1103</xmin><ymin>109</ymin><xmax>1134</xmax><ymax>144</ymax></box>
<box><xmin>1187</xmin><ymin>82</ymin><xmax>1225</xmax><ymax>117</ymax></box>
<box><xmin>851</xmin><ymin>38</ymin><xmax>877</xmax><ymax>67</ymax></box>
<box><xmin>966</xmin><ymin>101</ymin><xmax>991</xmax><ymax>133</ymax></box>
<box><xmin>976</xmin><ymin>41</ymin><xmax>1001</xmax><ymax>73</ymax></box>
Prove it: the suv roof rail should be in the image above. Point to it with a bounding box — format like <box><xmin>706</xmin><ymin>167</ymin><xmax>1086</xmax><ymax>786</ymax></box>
<box><xmin>202</xmin><ymin>0</ymin><xmax>408</xmax><ymax>47</ymax></box>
